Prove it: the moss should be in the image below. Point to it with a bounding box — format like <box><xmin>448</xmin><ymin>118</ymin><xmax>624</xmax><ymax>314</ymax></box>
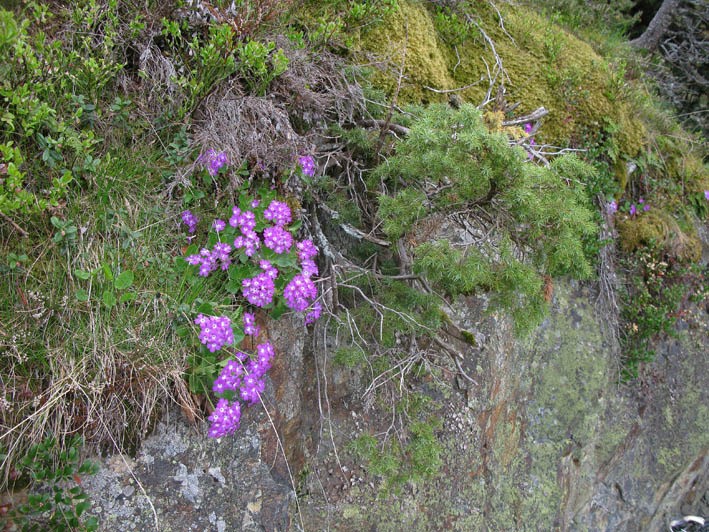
<box><xmin>616</xmin><ymin>211</ymin><xmax>702</xmax><ymax>262</ymax></box>
<box><xmin>357</xmin><ymin>0</ymin><xmax>645</xmax><ymax>159</ymax></box>
<box><xmin>359</xmin><ymin>1</ymin><xmax>454</xmax><ymax>104</ymax></box>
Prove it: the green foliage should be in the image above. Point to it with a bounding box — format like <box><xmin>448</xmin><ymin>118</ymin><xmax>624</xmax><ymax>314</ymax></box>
<box><xmin>333</xmin><ymin>345</ymin><xmax>367</xmax><ymax>368</ymax></box>
<box><xmin>159</xmin><ymin>18</ymin><xmax>239</xmax><ymax>116</ymax></box>
<box><xmin>377</xmin><ymin>189</ymin><xmax>427</xmax><ymax>240</ymax></box>
<box><xmin>349</xmin><ymin>413</ymin><xmax>442</xmax><ymax>494</ymax></box>
<box><xmin>236</xmin><ymin>39</ymin><xmax>289</xmax><ymax>96</ymax></box>
<box><xmin>375</xmin><ymin>104</ymin><xmax>597</xmax><ymax>332</ymax></box>
<box><xmin>521</xmin><ymin>0</ymin><xmax>638</xmax><ymax>43</ymax></box>
<box><xmin>0</xmin><ymin>2</ymin><xmax>127</xmax><ymax>214</ymax></box>
<box><xmin>3</xmin><ymin>436</ymin><xmax>98</xmax><ymax>531</ymax></box>
<box><xmin>295</xmin><ymin>0</ymin><xmax>398</xmax><ymax>48</ymax></box>
<box><xmin>619</xmin><ymin>248</ymin><xmax>706</xmax><ymax>381</ymax></box>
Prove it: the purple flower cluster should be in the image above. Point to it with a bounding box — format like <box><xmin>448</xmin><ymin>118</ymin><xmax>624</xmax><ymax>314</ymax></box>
<box><xmin>243</xmin><ymin>312</ymin><xmax>260</xmax><ymax>336</ymax></box>
<box><xmin>242</xmin><ymin>270</ymin><xmax>277</xmax><ymax>307</ymax></box>
<box><xmin>182</xmin><ymin>210</ymin><xmax>198</xmax><ymax>233</ymax></box>
<box><xmin>208</xmin><ymin>398</ymin><xmax>241</xmax><ymax>438</ymax></box>
<box><xmin>178</xmin><ymin>163</ymin><xmax>325</xmax><ymax>438</ymax></box>
<box><xmin>200</xmin><ymin>149</ymin><xmax>229</xmax><ymax>177</ymax></box>
<box><xmin>207</xmin><ymin>341</ymin><xmax>274</xmax><ymax>436</ymax></box>
<box><xmin>628</xmin><ymin>198</ymin><xmax>651</xmax><ymax>217</ymax></box>
<box><xmin>298</xmin><ymin>155</ymin><xmax>316</xmax><ymax>177</ymax></box>
<box><xmin>186</xmin><ymin>242</ymin><xmax>232</xmax><ymax>276</ymax></box>
<box><xmin>263</xmin><ymin>226</ymin><xmax>293</xmax><ymax>254</ymax></box>
<box><xmin>283</xmin><ymin>274</ymin><xmax>318</xmax><ymax>312</ymax></box>
<box><xmin>195</xmin><ymin>314</ymin><xmax>235</xmax><ymax>352</ymax></box>
<box><xmin>305</xmin><ymin>301</ymin><xmax>322</xmax><ymax>325</ymax></box>
<box><xmin>263</xmin><ymin>200</ymin><xmax>292</xmax><ymax>226</ymax></box>
<box><xmin>212</xmin><ymin>359</ymin><xmax>245</xmax><ymax>394</ymax></box>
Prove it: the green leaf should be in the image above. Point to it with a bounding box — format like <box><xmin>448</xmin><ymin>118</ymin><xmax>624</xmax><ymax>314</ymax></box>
<box><xmin>75</xmin><ymin>500</ymin><xmax>90</xmax><ymax>517</ymax></box>
<box><xmin>119</xmin><ymin>292</ymin><xmax>136</xmax><ymax>303</ymax></box>
<box><xmin>102</xmin><ymin>290</ymin><xmax>117</xmax><ymax>308</ymax></box>
<box><xmin>114</xmin><ymin>270</ymin><xmax>134</xmax><ymax>290</ymax></box>
<box><xmin>270</xmin><ymin>300</ymin><xmax>289</xmax><ymax>320</ymax></box>
<box><xmin>196</xmin><ymin>301</ymin><xmax>213</xmax><ymax>314</ymax></box>
<box><xmin>102</xmin><ymin>263</ymin><xmax>114</xmax><ymax>281</ymax></box>
<box><xmin>225</xmin><ymin>278</ymin><xmax>241</xmax><ymax>294</ymax></box>
<box><xmin>75</xmin><ymin>289</ymin><xmax>89</xmax><ymax>302</ymax></box>
<box><xmin>74</xmin><ymin>269</ymin><xmax>91</xmax><ymax>280</ymax></box>
<box><xmin>85</xmin><ymin>516</ymin><xmax>99</xmax><ymax>531</ymax></box>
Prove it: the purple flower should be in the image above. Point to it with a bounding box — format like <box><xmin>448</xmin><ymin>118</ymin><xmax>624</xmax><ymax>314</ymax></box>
<box><xmin>638</xmin><ymin>198</ymin><xmax>644</xmax><ymax>204</ymax></box>
<box><xmin>229</xmin><ymin>206</ymin><xmax>241</xmax><ymax>228</ymax></box>
<box><xmin>181</xmin><ymin>210</ymin><xmax>198</xmax><ymax>233</ymax></box>
<box><xmin>607</xmin><ymin>200</ymin><xmax>618</xmax><ymax>215</ymax></box>
<box><xmin>242</xmin><ymin>272</ymin><xmax>276</xmax><ymax>307</ymax></box>
<box><xmin>643</xmin><ymin>204</ymin><xmax>650</xmax><ymax>212</ymax></box>
<box><xmin>195</xmin><ymin>314</ymin><xmax>234</xmax><ymax>352</ymax></box>
<box><xmin>629</xmin><ymin>204</ymin><xmax>637</xmax><ymax>216</ymax></box>
<box><xmin>263</xmin><ymin>226</ymin><xmax>293</xmax><ymax>254</ymax></box>
<box><xmin>213</xmin><ymin>219</ymin><xmax>226</xmax><ymax>232</ymax></box>
<box><xmin>704</xmin><ymin>190</ymin><xmax>709</xmax><ymax>201</ymax></box>
<box><xmin>263</xmin><ymin>200</ymin><xmax>292</xmax><ymax>226</ymax></box>
<box><xmin>200</xmin><ymin>149</ymin><xmax>229</xmax><ymax>177</ymax></box>
<box><xmin>305</xmin><ymin>301</ymin><xmax>322</xmax><ymax>325</ymax></box>
<box><xmin>251</xmin><ymin>199</ymin><xmax>260</xmax><ymax>208</ymax></box>
<box><xmin>301</xmin><ymin>259</ymin><xmax>318</xmax><ymax>278</ymax></box>
<box><xmin>239</xmin><ymin>373</ymin><xmax>265</xmax><ymax>404</ymax></box>
<box><xmin>213</xmin><ymin>359</ymin><xmax>244</xmax><ymax>393</ymax></box>
<box><xmin>296</xmin><ymin>239</ymin><xmax>318</xmax><ymax>261</ymax></box>
<box><xmin>208</xmin><ymin>398</ymin><xmax>241</xmax><ymax>438</ymax></box>
<box><xmin>283</xmin><ymin>274</ymin><xmax>318</xmax><ymax>312</ymax></box>
<box><xmin>298</xmin><ymin>155</ymin><xmax>316</xmax><ymax>177</ymax></box>
<box><xmin>524</xmin><ymin>123</ymin><xmax>533</xmax><ymax>134</ymax></box>
<box><xmin>237</xmin><ymin>210</ymin><xmax>256</xmax><ymax>232</ymax></box>
<box><xmin>233</xmin><ymin>230</ymin><xmax>261</xmax><ymax>257</ymax></box>
<box><xmin>243</xmin><ymin>312</ymin><xmax>260</xmax><ymax>337</ymax></box>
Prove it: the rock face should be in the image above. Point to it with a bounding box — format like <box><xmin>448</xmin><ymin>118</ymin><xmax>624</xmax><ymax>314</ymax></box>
<box><xmin>83</xmin><ymin>281</ymin><xmax>707</xmax><ymax>531</ymax></box>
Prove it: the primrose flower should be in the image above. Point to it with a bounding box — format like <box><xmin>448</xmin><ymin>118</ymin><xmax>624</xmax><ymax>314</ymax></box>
<box><xmin>629</xmin><ymin>204</ymin><xmax>637</xmax><ymax>216</ymax></box>
<box><xmin>524</xmin><ymin>123</ymin><xmax>533</xmax><ymax>134</ymax></box>
<box><xmin>643</xmin><ymin>204</ymin><xmax>650</xmax><ymax>212</ymax></box>
<box><xmin>298</xmin><ymin>155</ymin><xmax>316</xmax><ymax>177</ymax></box>
<box><xmin>200</xmin><ymin>149</ymin><xmax>229</xmax><ymax>177</ymax></box>
<box><xmin>263</xmin><ymin>200</ymin><xmax>292</xmax><ymax>227</ymax></box>
<box><xmin>208</xmin><ymin>398</ymin><xmax>241</xmax><ymax>438</ymax></box>
<box><xmin>263</xmin><ymin>226</ymin><xmax>293</xmax><ymax>254</ymax></box>
<box><xmin>704</xmin><ymin>190</ymin><xmax>709</xmax><ymax>200</ymax></box>
<box><xmin>195</xmin><ymin>314</ymin><xmax>234</xmax><ymax>352</ymax></box>
<box><xmin>305</xmin><ymin>301</ymin><xmax>322</xmax><ymax>325</ymax></box>
<box><xmin>181</xmin><ymin>210</ymin><xmax>198</xmax><ymax>233</ymax></box>
<box><xmin>213</xmin><ymin>219</ymin><xmax>226</xmax><ymax>232</ymax></box>
<box><xmin>243</xmin><ymin>312</ymin><xmax>260</xmax><ymax>337</ymax></box>
<box><xmin>283</xmin><ymin>274</ymin><xmax>318</xmax><ymax>312</ymax></box>
<box><xmin>242</xmin><ymin>271</ymin><xmax>276</xmax><ymax>307</ymax></box>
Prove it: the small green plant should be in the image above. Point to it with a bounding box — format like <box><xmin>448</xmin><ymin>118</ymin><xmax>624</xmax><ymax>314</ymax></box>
<box><xmin>619</xmin><ymin>248</ymin><xmax>704</xmax><ymax>380</ymax></box>
<box><xmin>50</xmin><ymin>216</ymin><xmax>79</xmax><ymax>253</ymax></box>
<box><xmin>236</xmin><ymin>39</ymin><xmax>289</xmax><ymax>96</ymax></box>
<box><xmin>3</xmin><ymin>436</ymin><xmax>98</xmax><ymax>531</ymax></box>
<box><xmin>349</xmin><ymin>415</ymin><xmax>442</xmax><ymax>494</ymax></box>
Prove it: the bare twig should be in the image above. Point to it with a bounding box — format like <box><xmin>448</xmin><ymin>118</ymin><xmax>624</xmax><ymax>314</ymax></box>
<box><xmin>423</xmin><ymin>78</ymin><xmax>485</xmax><ymax>94</ymax></box>
<box><xmin>502</xmin><ymin>107</ymin><xmax>549</xmax><ymax>126</ymax></box>
<box><xmin>0</xmin><ymin>212</ymin><xmax>29</xmax><ymax>237</ymax></box>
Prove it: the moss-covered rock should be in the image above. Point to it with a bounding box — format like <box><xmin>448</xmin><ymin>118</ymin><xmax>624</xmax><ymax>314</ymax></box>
<box><xmin>616</xmin><ymin>210</ymin><xmax>702</xmax><ymax>262</ymax></box>
<box><xmin>357</xmin><ymin>0</ymin><xmax>645</xmax><ymax>157</ymax></box>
